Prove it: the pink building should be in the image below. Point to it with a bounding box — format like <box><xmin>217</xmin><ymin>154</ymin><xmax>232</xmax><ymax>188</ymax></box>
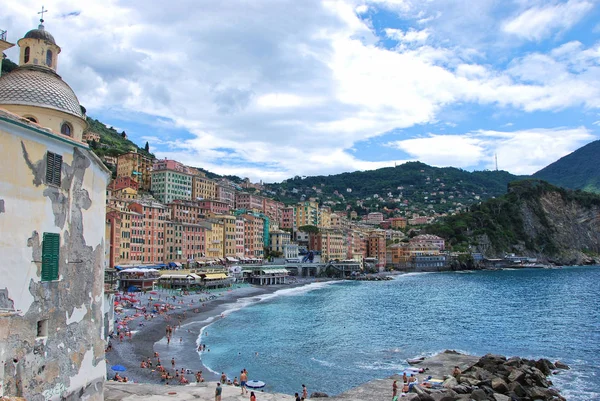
<box><xmin>281</xmin><ymin>206</ymin><xmax>295</xmax><ymax>229</ymax></box>
<box><xmin>262</xmin><ymin>197</ymin><xmax>284</xmax><ymax>227</ymax></box>
<box><xmin>410</xmin><ymin>234</ymin><xmax>445</xmax><ymax>251</ymax></box>
<box><xmin>236</xmin><ymin>192</ymin><xmax>264</xmax><ymax>211</ymax></box>
<box><xmin>164</xmin><ymin>221</ymin><xmax>206</xmax><ymax>263</ymax></box>
<box><xmin>216</xmin><ymin>183</ymin><xmax>236</xmax><ymax>209</ymax></box>
<box><xmin>152</xmin><ymin>158</ymin><xmax>192</xmax><ymax>174</ymax></box>
<box><xmin>168</xmin><ymin>200</ymin><xmax>204</xmax><ymax>224</ymax></box>
<box><xmin>198</xmin><ymin>199</ymin><xmax>231</xmax><ymax>215</ymax></box>
<box><xmin>242</xmin><ymin>214</ymin><xmax>264</xmax><ymax>259</ymax></box>
<box><xmin>129</xmin><ymin>210</ymin><xmax>144</xmax><ymax>263</ymax></box>
<box><xmin>235</xmin><ymin>217</ymin><xmax>245</xmax><ymax>257</ymax></box>
<box><xmin>129</xmin><ymin>200</ymin><xmax>169</xmax><ymax>264</ymax></box>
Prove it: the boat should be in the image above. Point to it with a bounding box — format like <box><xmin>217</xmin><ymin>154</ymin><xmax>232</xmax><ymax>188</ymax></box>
<box><xmin>245</xmin><ymin>380</ymin><xmax>266</xmax><ymax>389</ymax></box>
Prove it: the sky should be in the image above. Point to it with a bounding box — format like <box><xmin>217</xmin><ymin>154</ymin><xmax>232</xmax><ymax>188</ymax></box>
<box><xmin>2</xmin><ymin>0</ymin><xmax>600</xmax><ymax>182</ymax></box>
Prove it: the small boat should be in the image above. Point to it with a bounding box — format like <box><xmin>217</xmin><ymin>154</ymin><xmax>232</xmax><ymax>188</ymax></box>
<box><xmin>407</xmin><ymin>357</ymin><xmax>425</xmax><ymax>365</ymax></box>
<box><xmin>246</xmin><ymin>380</ymin><xmax>266</xmax><ymax>389</ymax></box>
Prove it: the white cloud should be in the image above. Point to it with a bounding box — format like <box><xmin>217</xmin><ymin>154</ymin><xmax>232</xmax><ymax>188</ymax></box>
<box><xmin>502</xmin><ymin>0</ymin><xmax>594</xmax><ymax>41</ymax></box>
<box><xmin>385</xmin><ymin>28</ymin><xmax>430</xmax><ymax>43</ymax></box>
<box><xmin>1</xmin><ymin>0</ymin><xmax>600</xmax><ymax>181</ymax></box>
<box><xmin>387</xmin><ymin>127</ymin><xmax>595</xmax><ymax>174</ymax></box>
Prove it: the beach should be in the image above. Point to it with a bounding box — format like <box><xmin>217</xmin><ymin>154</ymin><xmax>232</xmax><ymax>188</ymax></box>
<box><xmin>105</xmin><ymin>279</ymin><xmax>318</xmax><ymax>386</ymax></box>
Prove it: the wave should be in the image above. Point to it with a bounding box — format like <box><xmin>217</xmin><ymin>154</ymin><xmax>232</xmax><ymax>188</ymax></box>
<box><xmin>310</xmin><ymin>357</ymin><xmax>336</xmax><ymax>367</ymax></box>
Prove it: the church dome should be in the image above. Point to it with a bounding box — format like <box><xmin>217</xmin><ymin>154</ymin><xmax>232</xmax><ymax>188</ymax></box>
<box><xmin>23</xmin><ymin>26</ymin><xmax>56</xmax><ymax>45</ymax></box>
<box><xmin>0</xmin><ymin>65</ymin><xmax>84</xmax><ymax>119</ymax></box>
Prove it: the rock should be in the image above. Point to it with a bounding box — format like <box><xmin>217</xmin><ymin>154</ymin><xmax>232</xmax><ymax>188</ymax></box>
<box><xmin>508</xmin><ymin>382</ymin><xmax>527</xmax><ymax>397</ymax></box>
<box><xmin>492</xmin><ymin>394</ymin><xmax>511</xmax><ymax>401</ymax></box>
<box><xmin>530</xmin><ymin>367</ymin><xmax>550</xmax><ymax>387</ymax></box>
<box><xmin>411</xmin><ymin>384</ymin><xmax>434</xmax><ymax>401</ymax></box>
<box><xmin>430</xmin><ymin>391</ymin><xmax>459</xmax><ymax>401</ymax></box>
<box><xmin>491</xmin><ymin>377</ymin><xmax>509</xmax><ymax>394</ymax></box>
<box><xmin>451</xmin><ymin>385</ymin><xmax>471</xmax><ymax>394</ymax></box>
<box><xmin>469</xmin><ymin>389</ymin><xmax>488</xmax><ymax>401</ymax></box>
<box><xmin>457</xmin><ymin>375</ymin><xmax>479</xmax><ymax>386</ymax></box>
<box><xmin>554</xmin><ymin>360</ymin><xmax>570</xmax><ymax>370</ymax></box>
<box><xmin>528</xmin><ymin>386</ymin><xmax>552</xmax><ymax>399</ymax></box>
<box><xmin>536</xmin><ymin>359</ymin><xmax>555</xmax><ymax>376</ymax></box>
<box><xmin>442</xmin><ymin>377</ymin><xmax>458</xmax><ymax>388</ymax></box>
<box><xmin>508</xmin><ymin>368</ymin><xmax>526</xmax><ymax>383</ymax></box>
<box><xmin>400</xmin><ymin>394</ymin><xmax>420</xmax><ymax>401</ymax></box>
<box><xmin>310</xmin><ymin>392</ymin><xmax>329</xmax><ymax>398</ymax></box>
<box><xmin>504</xmin><ymin>357</ymin><xmax>523</xmax><ymax>368</ymax></box>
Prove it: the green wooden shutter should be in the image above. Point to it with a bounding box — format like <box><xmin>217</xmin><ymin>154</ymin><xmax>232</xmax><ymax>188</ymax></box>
<box><xmin>45</xmin><ymin>152</ymin><xmax>62</xmax><ymax>186</ymax></box>
<box><xmin>42</xmin><ymin>233</ymin><xmax>60</xmax><ymax>281</ymax></box>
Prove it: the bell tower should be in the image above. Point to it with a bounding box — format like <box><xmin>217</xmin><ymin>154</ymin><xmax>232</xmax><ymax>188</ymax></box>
<box><xmin>17</xmin><ymin>7</ymin><xmax>61</xmax><ymax>71</ymax></box>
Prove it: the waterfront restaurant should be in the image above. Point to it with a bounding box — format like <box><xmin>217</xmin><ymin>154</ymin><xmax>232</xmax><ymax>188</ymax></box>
<box><xmin>157</xmin><ymin>273</ymin><xmax>202</xmax><ymax>289</ymax></box>
<box><xmin>242</xmin><ymin>265</ymin><xmax>289</xmax><ymax>285</ymax></box>
<box><xmin>118</xmin><ymin>268</ymin><xmax>161</xmax><ymax>291</ymax></box>
<box><xmin>200</xmin><ymin>271</ymin><xmax>233</xmax><ymax>288</ymax></box>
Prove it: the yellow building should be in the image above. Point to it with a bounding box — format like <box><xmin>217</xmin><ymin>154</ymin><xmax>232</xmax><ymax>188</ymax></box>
<box><xmin>0</xmin><ymin>20</ymin><xmax>109</xmax><ymax>400</ymax></box>
<box><xmin>207</xmin><ymin>213</ymin><xmax>238</xmax><ymax>257</ymax></box>
<box><xmin>295</xmin><ymin>201</ymin><xmax>319</xmax><ymax>227</ymax></box>
<box><xmin>192</xmin><ymin>172</ymin><xmax>217</xmax><ymax>200</ymax></box>
<box><xmin>311</xmin><ymin>229</ymin><xmax>345</xmax><ymax>262</ymax></box>
<box><xmin>116</xmin><ymin>151</ymin><xmax>153</xmax><ymax>191</ymax></box>
<box><xmin>269</xmin><ymin>229</ymin><xmax>291</xmax><ymax>255</ymax></box>
<box><xmin>319</xmin><ymin>206</ymin><xmax>332</xmax><ymax>228</ymax></box>
<box><xmin>203</xmin><ymin>220</ymin><xmax>224</xmax><ymax>258</ymax></box>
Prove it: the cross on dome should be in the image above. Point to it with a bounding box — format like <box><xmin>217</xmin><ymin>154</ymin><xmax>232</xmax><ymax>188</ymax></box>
<box><xmin>38</xmin><ymin>6</ymin><xmax>48</xmax><ymax>24</ymax></box>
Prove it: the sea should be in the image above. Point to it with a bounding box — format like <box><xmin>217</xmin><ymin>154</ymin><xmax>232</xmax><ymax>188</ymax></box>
<box><xmin>197</xmin><ymin>266</ymin><xmax>600</xmax><ymax>400</ymax></box>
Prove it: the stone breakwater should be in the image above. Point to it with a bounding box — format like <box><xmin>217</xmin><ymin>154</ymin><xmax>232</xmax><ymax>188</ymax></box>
<box><xmin>330</xmin><ymin>350</ymin><xmax>568</xmax><ymax>401</ymax></box>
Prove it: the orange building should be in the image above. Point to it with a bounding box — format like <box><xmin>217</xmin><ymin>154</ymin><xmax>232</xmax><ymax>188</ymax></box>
<box><xmin>116</xmin><ymin>151</ymin><xmax>153</xmax><ymax>191</ymax></box>
<box><xmin>129</xmin><ymin>200</ymin><xmax>169</xmax><ymax>264</ymax></box>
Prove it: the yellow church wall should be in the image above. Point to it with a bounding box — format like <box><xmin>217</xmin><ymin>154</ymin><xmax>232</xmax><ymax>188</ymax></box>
<box><xmin>17</xmin><ymin>37</ymin><xmax>60</xmax><ymax>70</ymax></box>
<box><xmin>0</xmin><ymin>104</ymin><xmax>85</xmax><ymax>142</ymax></box>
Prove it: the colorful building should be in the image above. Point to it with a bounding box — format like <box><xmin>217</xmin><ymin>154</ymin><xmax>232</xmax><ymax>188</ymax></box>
<box><xmin>236</xmin><ymin>192</ymin><xmax>264</xmax><ymax>211</ymax></box>
<box><xmin>310</xmin><ymin>229</ymin><xmax>346</xmax><ymax>262</ymax></box>
<box><xmin>269</xmin><ymin>229</ymin><xmax>291</xmax><ymax>255</ymax></box>
<box><xmin>116</xmin><ymin>151</ymin><xmax>153</xmax><ymax>191</ymax></box>
<box><xmin>216</xmin><ymin>182</ymin><xmax>236</xmax><ymax>208</ymax></box>
<box><xmin>151</xmin><ymin>159</ymin><xmax>193</xmax><ymax>204</ymax></box>
<box><xmin>192</xmin><ymin>172</ymin><xmax>217</xmax><ymax>200</ymax></box>
<box><xmin>129</xmin><ymin>200</ymin><xmax>169</xmax><ymax>263</ymax></box>
<box><xmin>281</xmin><ymin>206</ymin><xmax>296</xmax><ymax>230</ymax></box>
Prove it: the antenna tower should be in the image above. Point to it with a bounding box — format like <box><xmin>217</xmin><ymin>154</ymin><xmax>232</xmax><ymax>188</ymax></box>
<box><xmin>495</xmin><ymin>153</ymin><xmax>498</xmax><ymax>171</ymax></box>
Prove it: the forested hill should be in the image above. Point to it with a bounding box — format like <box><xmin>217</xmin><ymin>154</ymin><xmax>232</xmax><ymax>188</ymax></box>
<box><xmin>533</xmin><ymin>139</ymin><xmax>600</xmax><ymax>193</ymax></box>
<box><xmin>425</xmin><ymin>180</ymin><xmax>600</xmax><ymax>265</ymax></box>
<box><xmin>267</xmin><ymin>162</ymin><xmax>524</xmax><ymax>212</ymax></box>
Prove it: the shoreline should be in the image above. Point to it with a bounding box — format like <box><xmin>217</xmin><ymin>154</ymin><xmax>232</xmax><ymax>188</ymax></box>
<box><xmin>106</xmin><ymin>278</ymin><xmax>326</xmax><ymax>385</ymax></box>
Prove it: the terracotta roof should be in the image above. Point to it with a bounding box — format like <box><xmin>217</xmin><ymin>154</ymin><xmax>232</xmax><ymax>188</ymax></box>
<box><xmin>0</xmin><ymin>66</ymin><xmax>84</xmax><ymax>119</ymax></box>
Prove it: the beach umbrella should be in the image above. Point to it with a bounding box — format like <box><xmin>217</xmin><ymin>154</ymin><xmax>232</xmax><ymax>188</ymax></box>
<box><xmin>150</xmin><ymin>291</ymin><xmax>158</xmax><ymax>295</ymax></box>
<box><xmin>153</xmin><ymin>303</ymin><xmax>161</xmax><ymax>307</ymax></box>
<box><xmin>246</xmin><ymin>380</ymin><xmax>266</xmax><ymax>389</ymax></box>
<box><xmin>111</xmin><ymin>365</ymin><xmax>127</xmax><ymax>372</ymax></box>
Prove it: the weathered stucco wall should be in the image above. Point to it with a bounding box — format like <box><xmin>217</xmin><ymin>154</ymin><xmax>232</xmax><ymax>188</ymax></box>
<box><xmin>0</xmin><ymin>119</ymin><xmax>109</xmax><ymax>400</ymax></box>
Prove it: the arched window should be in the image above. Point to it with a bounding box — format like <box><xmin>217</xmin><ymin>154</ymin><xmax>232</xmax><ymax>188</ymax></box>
<box><xmin>25</xmin><ymin>116</ymin><xmax>38</xmax><ymax>123</ymax></box>
<box><xmin>60</xmin><ymin>122</ymin><xmax>72</xmax><ymax>137</ymax></box>
<box><xmin>24</xmin><ymin>47</ymin><xmax>30</xmax><ymax>63</ymax></box>
<box><xmin>46</xmin><ymin>50</ymin><xmax>53</xmax><ymax>67</ymax></box>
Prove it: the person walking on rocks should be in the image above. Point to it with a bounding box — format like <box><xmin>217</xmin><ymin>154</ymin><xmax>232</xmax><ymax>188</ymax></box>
<box><xmin>392</xmin><ymin>380</ymin><xmax>398</xmax><ymax>398</ymax></box>
<box><xmin>302</xmin><ymin>384</ymin><xmax>308</xmax><ymax>399</ymax></box>
<box><xmin>215</xmin><ymin>383</ymin><xmax>222</xmax><ymax>401</ymax></box>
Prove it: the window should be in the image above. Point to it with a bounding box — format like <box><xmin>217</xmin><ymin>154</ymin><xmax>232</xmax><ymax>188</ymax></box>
<box><xmin>24</xmin><ymin>47</ymin><xmax>30</xmax><ymax>63</ymax></box>
<box><xmin>46</xmin><ymin>152</ymin><xmax>62</xmax><ymax>186</ymax></box>
<box><xmin>60</xmin><ymin>122</ymin><xmax>72</xmax><ymax>137</ymax></box>
<box><xmin>46</xmin><ymin>50</ymin><xmax>53</xmax><ymax>67</ymax></box>
<box><xmin>41</xmin><ymin>233</ymin><xmax>60</xmax><ymax>281</ymax></box>
<box><xmin>37</xmin><ymin>319</ymin><xmax>48</xmax><ymax>337</ymax></box>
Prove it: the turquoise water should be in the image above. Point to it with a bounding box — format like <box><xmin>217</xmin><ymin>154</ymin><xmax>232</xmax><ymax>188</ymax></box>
<box><xmin>199</xmin><ymin>267</ymin><xmax>600</xmax><ymax>400</ymax></box>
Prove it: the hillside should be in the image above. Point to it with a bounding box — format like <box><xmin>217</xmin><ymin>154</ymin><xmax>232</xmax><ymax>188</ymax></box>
<box><xmin>533</xmin><ymin>139</ymin><xmax>600</xmax><ymax>193</ymax></box>
<box><xmin>425</xmin><ymin>180</ymin><xmax>600</xmax><ymax>265</ymax></box>
<box><xmin>267</xmin><ymin>162</ymin><xmax>524</xmax><ymax>214</ymax></box>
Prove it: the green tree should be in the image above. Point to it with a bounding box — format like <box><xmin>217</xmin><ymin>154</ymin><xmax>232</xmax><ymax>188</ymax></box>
<box><xmin>298</xmin><ymin>225</ymin><xmax>319</xmax><ymax>234</ymax></box>
<box><xmin>144</xmin><ymin>141</ymin><xmax>150</xmax><ymax>152</ymax></box>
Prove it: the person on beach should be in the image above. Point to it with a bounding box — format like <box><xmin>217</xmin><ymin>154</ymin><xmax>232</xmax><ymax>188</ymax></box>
<box><xmin>295</xmin><ymin>393</ymin><xmax>301</xmax><ymax>401</ymax></box>
<box><xmin>171</xmin><ymin>358</ymin><xmax>175</xmax><ymax>368</ymax></box>
<box><xmin>452</xmin><ymin>366</ymin><xmax>462</xmax><ymax>378</ymax></box>
<box><xmin>392</xmin><ymin>380</ymin><xmax>397</xmax><ymax>397</ymax></box>
<box><xmin>196</xmin><ymin>371</ymin><xmax>204</xmax><ymax>382</ymax></box>
<box><xmin>402</xmin><ymin>372</ymin><xmax>407</xmax><ymax>383</ymax></box>
<box><xmin>233</xmin><ymin>376</ymin><xmax>239</xmax><ymax>386</ymax></box>
<box><xmin>250</xmin><ymin>391</ymin><xmax>256</xmax><ymax>401</ymax></box>
<box><xmin>220</xmin><ymin>372</ymin><xmax>227</xmax><ymax>384</ymax></box>
<box><xmin>302</xmin><ymin>384</ymin><xmax>308</xmax><ymax>399</ymax></box>
<box><xmin>240</xmin><ymin>370</ymin><xmax>248</xmax><ymax>394</ymax></box>
<box><xmin>215</xmin><ymin>383</ymin><xmax>222</xmax><ymax>401</ymax></box>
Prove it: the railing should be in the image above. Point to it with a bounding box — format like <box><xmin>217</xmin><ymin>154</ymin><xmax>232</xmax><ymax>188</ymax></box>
<box><xmin>0</xmin><ymin>30</ymin><xmax>6</xmax><ymax>42</ymax></box>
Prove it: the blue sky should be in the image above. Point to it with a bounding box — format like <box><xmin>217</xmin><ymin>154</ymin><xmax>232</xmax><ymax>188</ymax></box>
<box><xmin>3</xmin><ymin>0</ymin><xmax>600</xmax><ymax>181</ymax></box>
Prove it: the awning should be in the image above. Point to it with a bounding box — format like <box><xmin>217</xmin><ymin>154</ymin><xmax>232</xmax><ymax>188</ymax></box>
<box><xmin>168</xmin><ymin>262</ymin><xmax>177</xmax><ymax>268</ymax></box>
<box><xmin>204</xmin><ymin>273</ymin><xmax>228</xmax><ymax>280</ymax></box>
<box><xmin>114</xmin><ymin>266</ymin><xmax>124</xmax><ymax>271</ymax></box>
<box><xmin>261</xmin><ymin>269</ymin><xmax>288</xmax><ymax>274</ymax></box>
<box><xmin>226</xmin><ymin>257</ymin><xmax>239</xmax><ymax>262</ymax></box>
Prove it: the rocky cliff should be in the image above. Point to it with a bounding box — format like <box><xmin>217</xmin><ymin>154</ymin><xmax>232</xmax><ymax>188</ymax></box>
<box><xmin>427</xmin><ymin>180</ymin><xmax>600</xmax><ymax>265</ymax></box>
